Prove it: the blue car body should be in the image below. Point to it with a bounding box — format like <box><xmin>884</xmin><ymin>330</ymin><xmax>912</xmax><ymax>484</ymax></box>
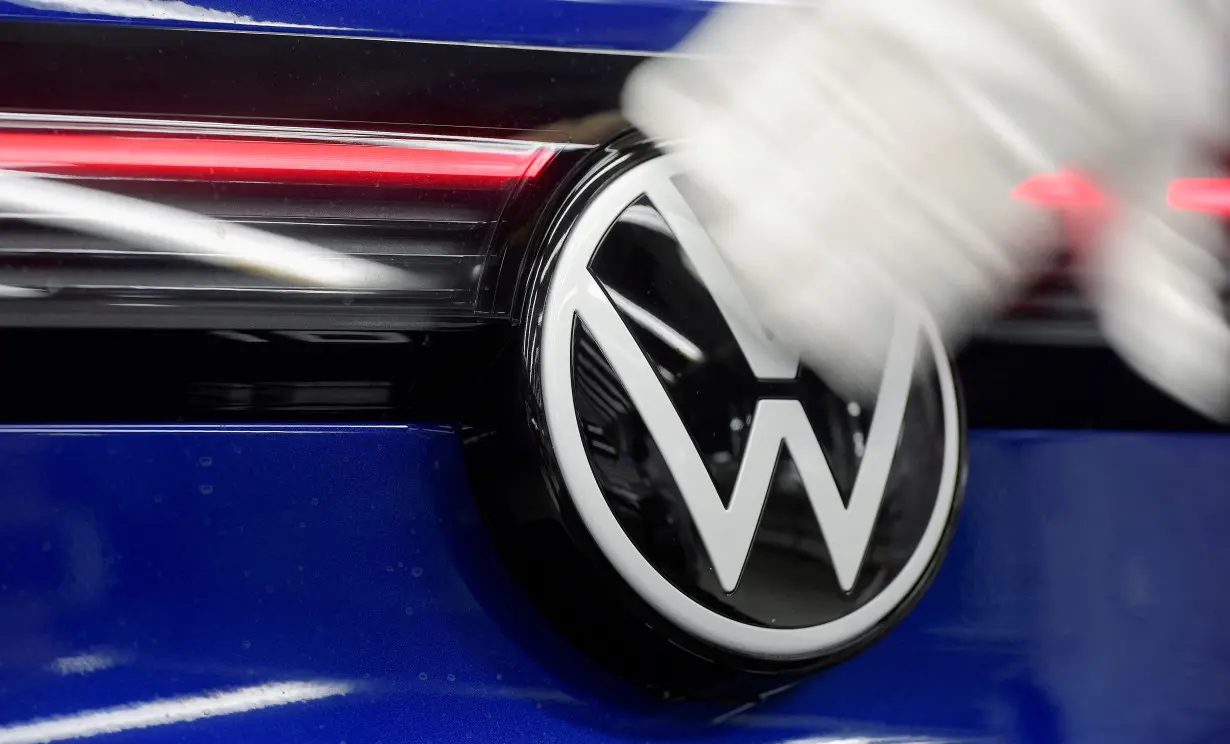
<box><xmin>0</xmin><ymin>0</ymin><xmax>707</xmax><ymax>51</ymax></box>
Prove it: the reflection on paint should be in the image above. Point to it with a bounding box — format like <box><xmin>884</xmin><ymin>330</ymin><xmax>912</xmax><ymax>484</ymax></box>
<box><xmin>557</xmin><ymin>0</ymin><xmax>798</xmax><ymax>6</ymax></box>
<box><xmin>780</xmin><ymin>738</ymin><xmax>964</xmax><ymax>744</ymax></box>
<box><xmin>45</xmin><ymin>651</ymin><xmax>125</xmax><ymax>676</ymax></box>
<box><xmin>0</xmin><ymin>680</ymin><xmax>355</xmax><ymax>744</ymax></box>
<box><xmin>0</xmin><ymin>0</ymin><xmax>339</xmax><ymax>28</ymax></box>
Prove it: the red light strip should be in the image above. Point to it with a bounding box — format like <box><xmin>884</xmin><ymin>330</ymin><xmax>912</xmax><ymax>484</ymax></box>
<box><xmin>1166</xmin><ymin>179</ymin><xmax>1230</xmax><ymax>214</ymax></box>
<box><xmin>0</xmin><ymin>133</ymin><xmax>552</xmax><ymax>185</ymax></box>
<box><xmin>6</xmin><ymin>134</ymin><xmax>1225</xmax><ymax>214</ymax></box>
<box><xmin>1012</xmin><ymin>172</ymin><xmax>1106</xmax><ymax>208</ymax></box>
<box><xmin>1015</xmin><ymin>172</ymin><xmax>1230</xmax><ymax>215</ymax></box>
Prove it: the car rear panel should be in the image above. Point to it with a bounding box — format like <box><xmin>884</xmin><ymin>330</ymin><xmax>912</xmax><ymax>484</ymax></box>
<box><xmin>0</xmin><ymin>12</ymin><xmax>1226</xmax><ymax>744</ymax></box>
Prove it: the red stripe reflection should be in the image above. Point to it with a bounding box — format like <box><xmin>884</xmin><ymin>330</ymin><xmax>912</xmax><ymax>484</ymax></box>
<box><xmin>0</xmin><ymin>133</ymin><xmax>552</xmax><ymax>185</ymax></box>
<box><xmin>1013</xmin><ymin>172</ymin><xmax>1106</xmax><ymax>208</ymax></box>
<box><xmin>1016</xmin><ymin>173</ymin><xmax>1230</xmax><ymax>215</ymax></box>
<box><xmin>1167</xmin><ymin>179</ymin><xmax>1230</xmax><ymax>214</ymax></box>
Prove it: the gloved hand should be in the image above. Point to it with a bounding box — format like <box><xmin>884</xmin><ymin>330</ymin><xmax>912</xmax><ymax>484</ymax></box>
<box><xmin>623</xmin><ymin>0</ymin><xmax>1230</xmax><ymax>418</ymax></box>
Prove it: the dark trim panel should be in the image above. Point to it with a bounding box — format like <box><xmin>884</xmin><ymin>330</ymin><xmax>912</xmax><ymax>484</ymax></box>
<box><xmin>0</xmin><ymin>20</ymin><xmax>638</xmax><ymax>142</ymax></box>
<box><xmin>0</xmin><ymin>327</ymin><xmax>512</xmax><ymax>423</ymax></box>
<box><xmin>960</xmin><ymin>341</ymin><xmax>1226</xmax><ymax>432</ymax></box>
<box><xmin>0</xmin><ymin>328</ymin><xmax>1214</xmax><ymax>432</ymax></box>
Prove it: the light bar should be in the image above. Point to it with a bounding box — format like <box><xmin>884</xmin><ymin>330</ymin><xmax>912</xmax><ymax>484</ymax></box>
<box><xmin>0</xmin><ymin>168</ymin><xmax>416</xmax><ymax>291</ymax></box>
<box><xmin>0</xmin><ymin>133</ymin><xmax>553</xmax><ymax>186</ymax></box>
<box><xmin>0</xmin><ymin>118</ymin><xmax>567</xmax><ymax>329</ymax></box>
<box><xmin>1015</xmin><ymin>172</ymin><xmax>1230</xmax><ymax>214</ymax></box>
<box><xmin>1167</xmin><ymin>179</ymin><xmax>1230</xmax><ymax>215</ymax></box>
<box><xmin>1012</xmin><ymin>172</ymin><xmax>1106</xmax><ymax>209</ymax></box>
<box><xmin>998</xmin><ymin>172</ymin><xmax>1230</xmax><ymax>346</ymax></box>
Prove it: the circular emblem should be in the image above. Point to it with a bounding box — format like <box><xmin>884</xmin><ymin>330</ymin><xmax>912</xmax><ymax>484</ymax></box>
<box><xmin>482</xmin><ymin>145</ymin><xmax>966</xmax><ymax>693</ymax></box>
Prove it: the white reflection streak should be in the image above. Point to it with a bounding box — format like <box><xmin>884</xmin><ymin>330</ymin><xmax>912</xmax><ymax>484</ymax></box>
<box><xmin>0</xmin><ymin>169</ymin><xmax>415</xmax><ymax>290</ymax></box>
<box><xmin>619</xmin><ymin>204</ymin><xmax>674</xmax><ymax>237</ymax></box>
<box><xmin>0</xmin><ymin>680</ymin><xmax>354</xmax><ymax>744</ymax></box>
<box><xmin>782</xmin><ymin>738</ymin><xmax>962</xmax><ymax>744</ymax></box>
<box><xmin>558</xmin><ymin>0</ymin><xmax>800</xmax><ymax>5</ymax></box>
<box><xmin>606</xmin><ymin>287</ymin><xmax>705</xmax><ymax>362</ymax></box>
<box><xmin>46</xmin><ymin>653</ymin><xmax>123</xmax><ymax>677</ymax></box>
<box><xmin>0</xmin><ymin>284</ymin><xmax>45</xmax><ymax>297</ymax></box>
<box><xmin>0</xmin><ymin>0</ymin><xmax>342</xmax><ymax>28</ymax></box>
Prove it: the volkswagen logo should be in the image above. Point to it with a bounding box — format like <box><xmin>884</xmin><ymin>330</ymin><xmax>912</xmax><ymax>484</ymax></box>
<box><xmin>473</xmin><ymin>143</ymin><xmax>966</xmax><ymax>697</ymax></box>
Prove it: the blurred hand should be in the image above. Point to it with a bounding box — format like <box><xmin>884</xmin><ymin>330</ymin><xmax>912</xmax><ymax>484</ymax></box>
<box><xmin>623</xmin><ymin>0</ymin><xmax>1230</xmax><ymax>418</ymax></box>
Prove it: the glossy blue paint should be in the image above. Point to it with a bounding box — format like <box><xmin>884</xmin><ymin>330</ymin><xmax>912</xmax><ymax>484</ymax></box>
<box><xmin>0</xmin><ymin>424</ymin><xmax>1227</xmax><ymax>743</ymax></box>
<box><xmin>0</xmin><ymin>0</ymin><xmax>707</xmax><ymax>51</ymax></box>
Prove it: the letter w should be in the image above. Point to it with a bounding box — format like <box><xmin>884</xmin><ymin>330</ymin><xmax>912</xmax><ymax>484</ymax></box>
<box><xmin>573</xmin><ymin>272</ymin><xmax>918</xmax><ymax>594</ymax></box>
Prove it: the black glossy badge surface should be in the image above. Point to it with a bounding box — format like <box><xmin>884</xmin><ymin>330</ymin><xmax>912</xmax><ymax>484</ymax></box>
<box><xmin>467</xmin><ymin>140</ymin><xmax>967</xmax><ymax>701</ymax></box>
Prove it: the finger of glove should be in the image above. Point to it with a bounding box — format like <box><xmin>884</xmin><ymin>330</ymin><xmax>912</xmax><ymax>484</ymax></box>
<box><xmin>1085</xmin><ymin>146</ymin><xmax>1230</xmax><ymax>421</ymax></box>
<box><xmin>627</xmin><ymin>2</ymin><xmax>1069</xmax><ymax>400</ymax></box>
<box><xmin>622</xmin><ymin>0</ymin><xmax>1227</xmax><ymax>403</ymax></box>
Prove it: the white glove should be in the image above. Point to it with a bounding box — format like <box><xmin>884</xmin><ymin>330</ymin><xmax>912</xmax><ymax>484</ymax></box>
<box><xmin>623</xmin><ymin>0</ymin><xmax>1230</xmax><ymax>418</ymax></box>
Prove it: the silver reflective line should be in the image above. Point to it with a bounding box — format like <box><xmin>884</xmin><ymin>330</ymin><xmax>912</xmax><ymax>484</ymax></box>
<box><xmin>618</xmin><ymin>203</ymin><xmax>674</xmax><ymax>237</ymax></box>
<box><xmin>0</xmin><ymin>169</ymin><xmax>419</xmax><ymax>290</ymax></box>
<box><xmin>0</xmin><ymin>284</ymin><xmax>46</xmax><ymax>297</ymax></box>
<box><xmin>606</xmin><ymin>286</ymin><xmax>705</xmax><ymax>362</ymax></box>
<box><xmin>0</xmin><ymin>680</ymin><xmax>354</xmax><ymax>744</ymax></box>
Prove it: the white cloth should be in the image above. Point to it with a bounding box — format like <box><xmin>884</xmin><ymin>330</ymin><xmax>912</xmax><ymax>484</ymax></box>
<box><xmin>623</xmin><ymin>0</ymin><xmax>1230</xmax><ymax>418</ymax></box>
